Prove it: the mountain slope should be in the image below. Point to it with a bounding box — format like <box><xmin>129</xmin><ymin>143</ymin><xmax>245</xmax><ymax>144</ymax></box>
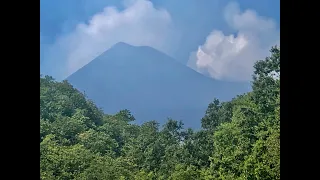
<box><xmin>67</xmin><ymin>42</ymin><xmax>250</xmax><ymax>128</ymax></box>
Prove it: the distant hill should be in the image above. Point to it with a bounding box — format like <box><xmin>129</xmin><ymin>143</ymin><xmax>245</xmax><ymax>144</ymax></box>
<box><xmin>67</xmin><ymin>42</ymin><xmax>250</xmax><ymax>129</ymax></box>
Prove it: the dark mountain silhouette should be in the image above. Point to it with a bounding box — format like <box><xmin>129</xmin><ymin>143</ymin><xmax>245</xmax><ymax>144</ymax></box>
<box><xmin>67</xmin><ymin>42</ymin><xmax>250</xmax><ymax>129</ymax></box>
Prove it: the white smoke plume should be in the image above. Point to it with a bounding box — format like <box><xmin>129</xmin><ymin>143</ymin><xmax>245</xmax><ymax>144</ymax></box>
<box><xmin>188</xmin><ymin>2</ymin><xmax>279</xmax><ymax>82</ymax></box>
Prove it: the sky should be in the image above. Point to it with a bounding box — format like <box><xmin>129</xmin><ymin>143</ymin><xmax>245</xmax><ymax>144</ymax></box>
<box><xmin>40</xmin><ymin>0</ymin><xmax>279</xmax><ymax>82</ymax></box>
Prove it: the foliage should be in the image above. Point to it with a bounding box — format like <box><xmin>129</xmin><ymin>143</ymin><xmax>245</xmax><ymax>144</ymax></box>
<box><xmin>40</xmin><ymin>46</ymin><xmax>280</xmax><ymax>179</ymax></box>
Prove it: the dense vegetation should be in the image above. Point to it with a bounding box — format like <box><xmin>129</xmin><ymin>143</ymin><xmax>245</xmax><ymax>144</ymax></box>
<box><xmin>40</xmin><ymin>46</ymin><xmax>280</xmax><ymax>180</ymax></box>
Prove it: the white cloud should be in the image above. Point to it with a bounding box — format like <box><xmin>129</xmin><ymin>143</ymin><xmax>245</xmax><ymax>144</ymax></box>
<box><xmin>187</xmin><ymin>2</ymin><xmax>279</xmax><ymax>82</ymax></box>
<box><xmin>43</xmin><ymin>0</ymin><xmax>178</xmax><ymax>79</ymax></box>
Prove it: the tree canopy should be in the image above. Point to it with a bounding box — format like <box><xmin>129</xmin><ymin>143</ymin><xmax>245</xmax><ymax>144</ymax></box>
<box><xmin>40</xmin><ymin>46</ymin><xmax>280</xmax><ymax>180</ymax></box>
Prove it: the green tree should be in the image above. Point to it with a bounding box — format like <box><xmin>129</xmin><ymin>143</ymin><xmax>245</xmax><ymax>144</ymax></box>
<box><xmin>39</xmin><ymin>46</ymin><xmax>280</xmax><ymax>180</ymax></box>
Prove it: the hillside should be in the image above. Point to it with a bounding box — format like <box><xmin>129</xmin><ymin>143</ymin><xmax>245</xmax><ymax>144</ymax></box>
<box><xmin>67</xmin><ymin>42</ymin><xmax>250</xmax><ymax>128</ymax></box>
<box><xmin>40</xmin><ymin>46</ymin><xmax>280</xmax><ymax>179</ymax></box>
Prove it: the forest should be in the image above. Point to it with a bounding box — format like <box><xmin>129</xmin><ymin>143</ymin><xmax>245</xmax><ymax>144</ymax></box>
<box><xmin>40</xmin><ymin>46</ymin><xmax>280</xmax><ymax>180</ymax></box>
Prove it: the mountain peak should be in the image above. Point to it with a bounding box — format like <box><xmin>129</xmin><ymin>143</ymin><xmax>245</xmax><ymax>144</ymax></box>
<box><xmin>67</xmin><ymin>42</ymin><xmax>250</xmax><ymax>128</ymax></box>
<box><xmin>111</xmin><ymin>42</ymin><xmax>159</xmax><ymax>53</ymax></box>
<box><xmin>112</xmin><ymin>42</ymin><xmax>133</xmax><ymax>48</ymax></box>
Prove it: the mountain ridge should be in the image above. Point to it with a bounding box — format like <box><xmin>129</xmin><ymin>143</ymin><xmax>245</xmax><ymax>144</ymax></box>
<box><xmin>68</xmin><ymin>42</ymin><xmax>212</xmax><ymax>80</ymax></box>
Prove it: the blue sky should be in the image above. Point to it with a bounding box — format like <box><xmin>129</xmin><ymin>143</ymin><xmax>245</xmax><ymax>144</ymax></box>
<box><xmin>40</xmin><ymin>0</ymin><xmax>279</xmax><ymax>81</ymax></box>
